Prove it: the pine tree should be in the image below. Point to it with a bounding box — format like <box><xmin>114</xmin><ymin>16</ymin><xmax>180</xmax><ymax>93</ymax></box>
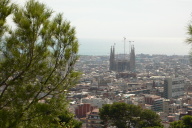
<box><xmin>0</xmin><ymin>0</ymin><xmax>81</xmax><ymax>127</ymax></box>
<box><xmin>99</xmin><ymin>102</ymin><xmax>162</xmax><ymax>128</ymax></box>
<box><xmin>0</xmin><ymin>0</ymin><xmax>14</xmax><ymax>38</ymax></box>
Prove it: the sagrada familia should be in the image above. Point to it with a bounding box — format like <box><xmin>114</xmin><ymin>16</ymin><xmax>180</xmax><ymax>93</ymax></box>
<box><xmin>109</xmin><ymin>45</ymin><xmax>135</xmax><ymax>72</ymax></box>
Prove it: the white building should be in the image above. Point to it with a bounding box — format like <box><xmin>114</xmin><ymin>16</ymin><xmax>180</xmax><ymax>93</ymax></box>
<box><xmin>82</xmin><ymin>97</ymin><xmax>112</xmax><ymax>108</ymax></box>
<box><xmin>164</xmin><ymin>77</ymin><xmax>185</xmax><ymax>99</ymax></box>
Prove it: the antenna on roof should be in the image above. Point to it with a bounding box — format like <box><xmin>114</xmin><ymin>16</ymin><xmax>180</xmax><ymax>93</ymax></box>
<box><xmin>124</xmin><ymin>37</ymin><xmax>126</xmax><ymax>59</ymax></box>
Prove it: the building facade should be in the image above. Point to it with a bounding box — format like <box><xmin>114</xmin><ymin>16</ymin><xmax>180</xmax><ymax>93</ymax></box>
<box><xmin>164</xmin><ymin>77</ymin><xmax>185</xmax><ymax>99</ymax></box>
<box><xmin>144</xmin><ymin>94</ymin><xmax>163</xmax><ymax>112</ymax></box>
<box><xmin>86</xmin><ymin>109</ymin><xmax>102</xmax><ymax>128</ymax></box>
<box><xmin>75</xmin><ymin>103</ymin><xmax>96</xmax><ymax>118</ymax></box>
<box><xmin>109</xmin><ymin>45</ymin><xmax>135</xmax><ymax>72</ymax></box>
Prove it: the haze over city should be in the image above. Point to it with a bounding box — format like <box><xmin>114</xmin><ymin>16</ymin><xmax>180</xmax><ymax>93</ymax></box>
<box><xmin>12</xmin><ymin>0</ymin><xmax>192</xmax><ymax>55</ymax></box>
<box><xmin>2</xmin><ymin>0</ymin><xmax>192</xmax><ymax>127</ymax></box>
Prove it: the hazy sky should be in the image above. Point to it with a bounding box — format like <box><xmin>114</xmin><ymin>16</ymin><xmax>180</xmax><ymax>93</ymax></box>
<box><xmin>12</xmin><ymin>0</ymin><xmax>192</xmax><ymax>55</ymax></box>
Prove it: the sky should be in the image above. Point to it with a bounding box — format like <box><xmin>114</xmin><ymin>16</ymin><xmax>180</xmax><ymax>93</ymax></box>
<box><xmin>11</xmin><ymin>0</ymin><xmax>192</xmax><ymax>55</ymax></box>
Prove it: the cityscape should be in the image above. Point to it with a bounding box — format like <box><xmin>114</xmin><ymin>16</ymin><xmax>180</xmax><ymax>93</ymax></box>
<box><xmin>66</xmin><ymin>46</ymin><xmax>192</xmax><ymax>128</ymax></box>
<box><xmin>1</xmin><ymin>0</ymin><xmax>192</xmax><ymax>128</ymax></box>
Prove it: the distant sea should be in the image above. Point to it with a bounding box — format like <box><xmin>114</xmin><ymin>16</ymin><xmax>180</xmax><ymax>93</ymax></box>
<box><xmin>78</xmin><ymin>38</ymin><xmax>190</xmax><ymax>56</ymax></box>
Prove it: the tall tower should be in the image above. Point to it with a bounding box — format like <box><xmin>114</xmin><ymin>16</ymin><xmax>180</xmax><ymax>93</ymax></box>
<box><xmin>109</xmin><ymin>46</ymin><xmax>115</xmax><ymax>71</ymax></box>
<box><xmin>164</xmin><ymin>78</ymin><xmax>172</xmax><ymax>99</ymax></box>
<box><xmin>129</xmin><ymin>45</ymin><xmax>135</xmax><ymax>72</ymax></box>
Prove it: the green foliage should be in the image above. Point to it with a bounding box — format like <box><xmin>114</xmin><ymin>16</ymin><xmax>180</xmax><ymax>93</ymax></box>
<box><xmin>0</xmin><ymin>0</ymin><xmax>14</xmax><ymax>38</ymax></box>
<box><xmin>145</xmin><ymin>126</ymin><xmax>164</xmax><ymax>128</ymax></box>
<box><xmin>99</xmin><ymin>102</ymin><xmax>162</xmax><ymax>128</ymax></box>
<box><xmin>182</xmin><ymin>115</ymin><xmax>192</xmax><ymax>127</ymax></box>
<box><xmin>186</xmin><ymin>16</ymin><xmax>192</xmax><ymax>63</ymax></box>
<box><xmin>58</xmin><ymin>111</ymin><xmax>82</xmax><ymax>128</ymax></box>
<box><xmin>139</xmin><ymin>109</ymin><xmax>162</xmax><ymax>128</ymax></box>
<box><xmin>186</xmin><ymin>17</ymin><xmax>192</xmax><ymax>44</ymax></box>
<box><xmin>170</xmin><ymin>115</ymin><xmax>192</xmax><ymax>128</ymax></box>
<box><xmin>0</xmin><ymin>0</ymin><xmax>81</xmax><ymax>127</ymax></box>
<box><xmin>169</xmin><ymin>120</ymin><xmax>184</xmax><ymax>128</ymax></box>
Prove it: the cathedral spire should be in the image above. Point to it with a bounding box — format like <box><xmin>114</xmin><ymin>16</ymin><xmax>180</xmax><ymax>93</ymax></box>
<box><xmin>113</xmin><ymin>45</ymin><xmax>115</xmax><ymax>57</ymax></box>
<box><xmin>109</xmin><ymin>46</ymin><xmax>115</xmax><ymax>71</ymax></box>
<box><xmin>130</xmin><ymin>45</ymin><xmax>135</xmax><ymax>72</ymax></box>
<box><xmin>110</xmin><ymin>46</ymin><xmax>113</xmax><ymax>58</ymax></box>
